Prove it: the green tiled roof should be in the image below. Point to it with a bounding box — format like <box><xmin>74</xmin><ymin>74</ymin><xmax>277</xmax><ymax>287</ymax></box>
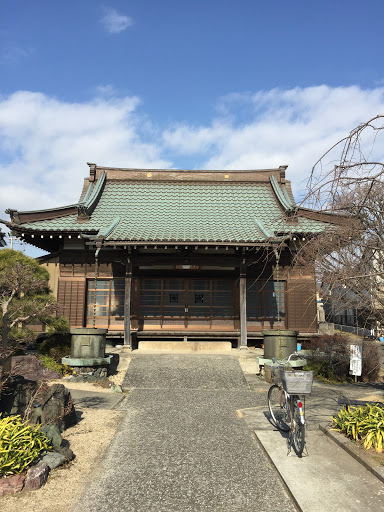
<box><xmin>19</xmin><ymin>180</ymin><xmax>329</xmax><ymax>243</ymax></box>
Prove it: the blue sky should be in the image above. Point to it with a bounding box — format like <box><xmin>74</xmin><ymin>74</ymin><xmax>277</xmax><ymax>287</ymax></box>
<box><xmin>1</xmin><ymin>1</ymin><xmax>384</xmax><ymax>254</ymax></box>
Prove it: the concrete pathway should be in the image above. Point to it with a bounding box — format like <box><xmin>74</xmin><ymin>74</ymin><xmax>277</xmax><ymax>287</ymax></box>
<box><xmin>238</xmin><ymin>380</ymin><xmax>384</xmax><ymax>512</ymax></box>
<box><xmin>73</xmin><ymin>354</ymin><xmax>295</xmax><ymax>512</ymax></box>
<box><xmin>255</xmin><ymin>429</ymin><xmax>384</xmax><ymax>512</ymax></box>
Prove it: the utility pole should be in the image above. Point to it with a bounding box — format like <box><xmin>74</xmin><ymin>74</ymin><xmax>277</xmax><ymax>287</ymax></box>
<box><xmin>8</xmin><ymin>233</ymin><xmax>24</xmax><ymax>252</ymax></box>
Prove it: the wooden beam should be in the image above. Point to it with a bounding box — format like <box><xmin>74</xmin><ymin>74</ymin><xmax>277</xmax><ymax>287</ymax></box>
<box><xmin>239</xmin><ymin>262</ymin><xmax>247</xmax><ymax>349</ymax></box>
<box><xmin>124</xmin><ymin>256</ymin><xmax>132</xmax><ymax>348</ymax></box>
<box><xmin>96</xmin><ymin>241</ymin><xmax>284</xmax><ymax>248</ymax></box>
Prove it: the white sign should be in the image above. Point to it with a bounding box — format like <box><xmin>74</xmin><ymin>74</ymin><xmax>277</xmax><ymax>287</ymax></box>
<box><xmin>350</xmin><ymin>345</ymin><xmax>362</xmax><ymax>376</ymax></box>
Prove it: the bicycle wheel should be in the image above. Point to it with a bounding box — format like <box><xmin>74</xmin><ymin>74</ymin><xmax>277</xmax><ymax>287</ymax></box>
<box><xmin>268</xmin><ymin>385</ymin><xmax>290</xmax><ymax>431</ymax></box>
<box><xmin>292</xmin><ymin>400</ymin><xmax>305</xmax><ymax>456</ymax></box>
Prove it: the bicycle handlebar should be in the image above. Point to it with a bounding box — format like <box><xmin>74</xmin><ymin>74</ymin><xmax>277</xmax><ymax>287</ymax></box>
<box><xmin>271</xmin><ymin>351</ymin><xmax>299</xmax><ymax>365</ymax></box>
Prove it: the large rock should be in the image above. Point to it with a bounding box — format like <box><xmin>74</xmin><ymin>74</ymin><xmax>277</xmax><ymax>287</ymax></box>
<box><xmin>0</xmin><ymin>376</ymin><xmax>41</xmax><ymax>416</ymax></box>
<box><xmin>29</xmin><ymin>383</ymin><xmax>77</xmax><ymax>431</ymax></box>
<box><xmin>11</xmin><ymin>355</ymin><xmax>61</xmax><ymax>381</ymax></box>
<box><xmin>24</xmin><ymin>462</ymin><xmax>49</xmax><ymax>491</ymax></box>
<box><xmin>0</xmin><ymin>379</ymin><xmax>77</xmax><ymax>432</ymax></box>
<box><xmin>40</xmin><ymin>451</ymin><xmax>66</xmax><ymax>470</ymax></box>
<box><xmin>0</xmin><ymin>473</ymin><xmax>25</xmax><ymax>496</ymax></box>
<box><xmin>40</xmin><ymin>425</ymin><xmax>75</xmax><ymax>461</ymax></box>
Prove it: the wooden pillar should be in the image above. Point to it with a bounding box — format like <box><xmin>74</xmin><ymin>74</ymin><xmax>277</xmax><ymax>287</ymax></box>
<box><xmin>124</xmin><ymin>256</ymin><xmax>132</xmax><ymax>348</ymax></box>
<box><xmin>239</xmin><ymin>261</ymin><xmax>248</xmax><ymax>349</ymax></box>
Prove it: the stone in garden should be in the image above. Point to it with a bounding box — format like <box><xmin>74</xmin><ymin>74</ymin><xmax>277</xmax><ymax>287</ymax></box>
<box><xmin>1</xmin><ymin>379</ymin><xmax>77</xmax><ymax>431</ymax></box>
<box><xmin>11</xmin><ymin>355</ymin><xmax>61</xmax><ymax>381</ymax></box>
<box><xmin>32</xmin><ymin>383</ymin><xmax>77</xmax><ymax>431</ymax></box>
<box><xmin>96</xmin><ymin>377</ymin><xmax>110</xmax><ymax>388</ymax></box>
<box><xmin>94</xmin><ymin>367</ymin><xmax>108</xmax><ymax>377</ymax></box>
<box><xmin>41</xmin><ymin>424</ymin><xmax>62</xmax><ymax>448</ymax></box>
<box><xmin>40</xmin><ymin>451</ymin><xmax>66</xmax><ymax>470</ymax></box>
<box><xmin>0</xmin><ymin>376</ymin><xmax>37</xmax><ymax>415</ymax></box>
<box><xmin>24</xmin><ymin>462</ymin><xmax>49</xmax><ymax>491</ymax></box>
<box><xmin>56</xmin><ymin>440</ymin><xmax>75</xmax><ymax>461</ymax></box>
<box><xmin>0</xmin><ymin>473</ymin><xmax>25</xmax><ymax>496</ymax></box>
<box><xmin>40</xmin><ymin>424</ymin><xmax>75</xmax><ymax>461</ymax></box>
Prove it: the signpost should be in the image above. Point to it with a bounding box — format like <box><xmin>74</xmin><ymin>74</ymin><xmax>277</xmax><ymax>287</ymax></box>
<box><xmin>350</xmin><ymin>344</ymin><xmax>362</xmax><ymax>381</ymax></box>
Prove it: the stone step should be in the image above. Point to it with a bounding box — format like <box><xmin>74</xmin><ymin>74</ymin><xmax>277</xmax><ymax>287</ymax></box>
<box><xmin>137</xmin><ymin>340</ymin><xmax>232</xmax><ymax>352</ymax></box>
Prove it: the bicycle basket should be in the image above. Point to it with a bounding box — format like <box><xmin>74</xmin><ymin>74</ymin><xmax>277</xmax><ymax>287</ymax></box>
<box><xmin>281</xmin><ymin>370</ymin><xmax>313</xmax><ymax>394</ymax></box>
<box><xmin>264</xmin><ymin>365</ymin><xmax>280</xmax><ymax>384</ymax></box>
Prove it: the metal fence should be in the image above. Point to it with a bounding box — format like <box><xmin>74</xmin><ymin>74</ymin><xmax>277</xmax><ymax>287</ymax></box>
<box><xmin>333</xmin><ymin>323</ymin><xmax>372</xmax><ymax>338</ymax></box>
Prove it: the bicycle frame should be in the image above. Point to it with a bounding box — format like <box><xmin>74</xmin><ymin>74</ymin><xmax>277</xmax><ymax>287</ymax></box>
<box><xmin>280</xmin><ymin>388</ymin><xmax>306</xmax><ymax>426</ymax></box>
<box><xmin>295</xmin><ymin>396</ymin><xmax>305</xmax><ymax>426</ymax></box>
<box><xmin>267</xmin><ymin>351</ymin><xmax>310</xmax><ymax>457</ymax></box>
<box><xmin>274</xmin><ymin>352</ymin><xmax>307</xmax><ymax>422</ymax></box>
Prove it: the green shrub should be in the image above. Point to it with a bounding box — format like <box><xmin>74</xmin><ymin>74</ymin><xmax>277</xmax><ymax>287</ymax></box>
<box><xmin>361</xmin><ymin>340</ymin><xmax>380</xmax><ymax>382</ymax></box>
<box><xmin>38</xmin><ymin>333</ymin><xmax>71</xmax><ymax>363</ymax></box>
<box><xmin>0</xmin><ymin>414</ymin><xmax>51</xmax><ymax>476</ymax></box>
<box><xmin>332</xmin><ymin>404</ymin><xmax>384</xmax><ymax>453</ymax></box>
<box><xmin>8</xmin><ymin>326</ymin><xmax>37</xmax><ymax>347</ymax></box>
<box><xmin>38</xmin><ymin>354</ymin><xmax>72</xmax><ymax>376</ymax></box>
<box><xmin>303</xmin><ymin>358</ymin><xmax>348</xmax><ymax>383</ymax></box>
<box><xmin>44</xmin><ymin>316</ymin><xmax>70</xmax><ymax>335</ymax></box>
<box><xmin>307</xmin><ymin>334</ymin><xmax>379</xmax><ymax>382</ymax></box>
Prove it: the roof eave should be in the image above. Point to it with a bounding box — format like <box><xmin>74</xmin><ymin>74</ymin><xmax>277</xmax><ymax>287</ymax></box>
<box><xmin>97</xmin><ymin>240</ymin><xmax>285</xmax><ymax>248</ymax></box>
<box><xmin>5</xmin><ymin>205</ymin><xmax>79</xmax><ymax>225</ymax></box>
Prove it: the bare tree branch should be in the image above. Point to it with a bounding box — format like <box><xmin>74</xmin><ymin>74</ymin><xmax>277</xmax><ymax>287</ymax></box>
<box><xmin>297</xmin><ymin>115</ymin><xmax>384</xmax><ymax>329</ymax></box>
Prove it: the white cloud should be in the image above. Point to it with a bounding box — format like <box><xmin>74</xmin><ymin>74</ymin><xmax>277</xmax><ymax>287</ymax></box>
<box><xmin>0</xmin><ymin>44</ymin><xmax>34</xmax><ymax>64</ymax></box>
<box><xmin>1</xmin><ymin>85</ymin><xmax>384</xmax><ymax>229</ymax></box>
<box><xmin>95</xmin><ymin>84</ymin><xmax>118</xmax><ymax>97</ymax></box>
<box><xmin>100</xmin><ymin>8</ymin><xmax>133</xmax><ymax>34</ymax></box>
<box><xmin>0</xmin><ymin>91</ymin><xmax>170</xmax><ymax>215</ymax></box>
<box><xmin>163</xmin><ymin>85</ymin><xmax>384</xmax><ymax>197</ymax></box>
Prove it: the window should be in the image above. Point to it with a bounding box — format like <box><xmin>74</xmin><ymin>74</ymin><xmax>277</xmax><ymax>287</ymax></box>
<box><xmin>86</xmin><ymin>279</ymin><xmax>125</xmax><ymax>327</ymax></box>
<box><xmin>139</xmin><ymin>279</ymin><xmax>235</xmax><ymax>319</ymax></box>
<box><xmin>246</xmin><ymin>280</ymin><xmax>285</xmax><ymax>321</ymax></box>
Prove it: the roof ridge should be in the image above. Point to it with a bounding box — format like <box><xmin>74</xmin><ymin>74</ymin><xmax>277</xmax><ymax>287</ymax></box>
<box><xmin>81</xmin><ymin>181</ymin><xmax>94</xmax><ymax>204</ymax></box>
<box><xmin>83</xmin><ymin>171</ymin><xmax>106</xmax><ymax>209</ymax></box>
<box><xmin>99</xmin><ymin>216</ymin><xmax>120</xmax><ymax>238</ymax></box>
<box><xmin>77</xmin><ymin>171</ymin><xmax>106</xmax><ymax>219</ymax></box>
<box><xmin>270</xmin><ymin>175</ymin><xmax>297</xmax><ymax>213</ymax></box>
<box><xmin>90</xmin><ymin>164</ymin><xmax>288</xmax><ymax>174</ymax></box>
<box><xmin>254</xmin><ymin>219</ymin><xmax>273</xmax><ymax>239</ymax></box>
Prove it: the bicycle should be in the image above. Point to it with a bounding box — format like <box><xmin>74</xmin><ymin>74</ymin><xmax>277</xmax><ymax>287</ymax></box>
<box><xmin>267</xmin><ymin>352</ymin><xmax>313</xmax><ymax>456</ymax></box>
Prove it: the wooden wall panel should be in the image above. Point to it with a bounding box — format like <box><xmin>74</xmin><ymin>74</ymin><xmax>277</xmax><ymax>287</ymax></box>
<box><xmin>287</xmin><ymin>278</ymin><xmax>317</xmax><ymax>332</ymax></box>
<box><xmin>60</xmin><ymin>262</ymin><xmax>113</xmax><ymax>278</ymax></box>
<box><xmin>57</xmin><ymin>278</ymin><xmax>86</xmax><ymax>328</ymax></box>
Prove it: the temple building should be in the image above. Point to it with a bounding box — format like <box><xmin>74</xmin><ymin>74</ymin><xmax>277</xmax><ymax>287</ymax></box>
<box><xmin>2</xmin><ymin>163</ymin><xmax>334</xmax><ymax>349</ymax></box>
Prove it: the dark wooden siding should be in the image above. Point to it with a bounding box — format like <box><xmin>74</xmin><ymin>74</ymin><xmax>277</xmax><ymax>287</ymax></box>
<box><xmin>58</xmin><ymin>278</ymin><xmax>86</xmax><ymax>327</ymax></box>
<box><xmin>287</xmin><ymin>278</ymin><xmax>317</xmax><ymax>332</ymax></box>
<box><xmin>59</xmin><ymin>262</ymin><xmax>113</xmax><ymax>278</ymax></box>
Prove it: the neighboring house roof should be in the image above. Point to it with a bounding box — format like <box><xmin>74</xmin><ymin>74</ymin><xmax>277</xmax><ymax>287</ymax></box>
<box><xmin>1</xmin><ymin>163</ymin><xmax>335</xmax><ymax>250</ymax></box>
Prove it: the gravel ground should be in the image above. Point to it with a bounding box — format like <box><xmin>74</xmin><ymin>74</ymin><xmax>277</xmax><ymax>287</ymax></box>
<box><xmin>0</xmin><ymin>408</ymin><xmax>125</xmax><ymax>512</ymax></box>
<box><xmin>0</xmin><ymin>359</ymin><xmax>129</xmax><ymax>512</ymax></box>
